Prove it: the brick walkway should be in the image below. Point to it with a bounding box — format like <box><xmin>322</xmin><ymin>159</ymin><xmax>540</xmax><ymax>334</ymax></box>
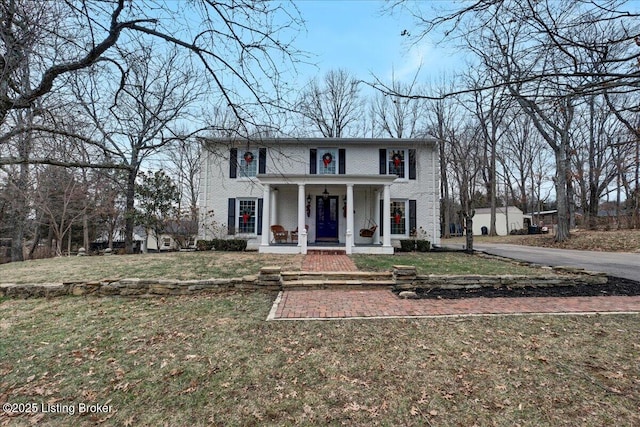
<box><xmin>270</xmin><ymin>289</ymin><xmax>640</xmax><ymax>320</ymax></box>
<box><xmin>301</xmin><ymin>254</ymin><xmax>358</xmax><ymax>272</ymax></box>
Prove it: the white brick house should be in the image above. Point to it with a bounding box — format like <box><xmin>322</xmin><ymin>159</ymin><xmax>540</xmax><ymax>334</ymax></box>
<box><xmin>198</xmin><ymin>138</ymin><xmax>440</xmax><ymax>254</ymax></box>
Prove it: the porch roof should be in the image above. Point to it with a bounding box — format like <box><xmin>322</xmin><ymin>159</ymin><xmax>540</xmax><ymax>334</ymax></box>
<box><xmin>256</xmin><ymin>174</ymin><xmax>399</xmax><ymax>186</ymax></box>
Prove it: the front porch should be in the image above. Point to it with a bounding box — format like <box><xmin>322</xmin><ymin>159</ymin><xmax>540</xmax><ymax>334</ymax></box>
<box><xmin>256</xmin><ymin>175</ymin><xmax>399</xmax><ymax>255</ymax></box>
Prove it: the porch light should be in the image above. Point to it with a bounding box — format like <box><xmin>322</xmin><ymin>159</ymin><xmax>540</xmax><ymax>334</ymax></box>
<box><xmin>306</xmin><ymin>194</ymin><xmax>311</xmax><ymax>205</ymax></box>
<box><xmin>322</xmin><ymin>186</ymin><xmax>330</xmax><ymax>201</ymax></box>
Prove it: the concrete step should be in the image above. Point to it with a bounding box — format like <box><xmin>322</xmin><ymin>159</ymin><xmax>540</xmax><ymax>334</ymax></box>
<box><xmin>282</xmin><ymin>271</ymin><xmax>393</xmax><ymax>282</ymax></box>
<box><xmin>282</xmin><ymin>279</ymin><xmax>395</xmax><ymax>290</ymax></box>
<box><xmin>306</xmin><ymin>249</ymin><xmax>346</xmax><ymax>255</ymax></box>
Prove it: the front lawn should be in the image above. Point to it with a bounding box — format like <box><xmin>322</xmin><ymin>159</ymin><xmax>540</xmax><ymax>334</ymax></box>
<box><xmin>352</xmin><ymin>252</ymin><xmax>541</xmax><ymax>275</ymax></box>
<box><xmin>1</xmin><ymin>294</ymin><xmax>638</xmax><ymax>426</ymax></box>
<box><xmin>0</xmin><ymin>251</ymin><xmax>542</xmax><ymax>285</ymax></box>
<box><xmin>0</xmin><ymin>252</ymin><xmax>304</xmax><ymax>284</ymax></box>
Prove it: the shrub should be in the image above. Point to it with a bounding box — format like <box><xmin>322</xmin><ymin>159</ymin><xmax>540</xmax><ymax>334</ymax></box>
<box><xmin>196</xmin><ymin>239</ymin><xmax>247</xmax><ymax>251</ymax></box>
<box><xmin>415</xmin><ymin>240</ymin><xmax>431</xmax><ymax>252</ymax></box>
<box><xmin>196</xmin><ymin>240</ymin><xmax>215</xmax><ymax>251</ymax></box>
<box><xmin>399</xmin><ymin>239</ymin><xmax>415</xmax><ymax>252</ymax></box>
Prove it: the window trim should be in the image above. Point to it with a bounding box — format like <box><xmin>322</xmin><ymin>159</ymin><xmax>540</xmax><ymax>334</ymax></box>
<box><xmin>236</xmin><ymin>198</ymin><xmax>258</xmax><ymax>235</ymax></box>
<box><xmin>384</xmin><ymin>148</ymin><xmax>408</xmax><ymax>180</ymax></box>
<box><xmin>316</xmin><ymin>147</ymin><xmax>339</xmax><ymax>175</ymax></box>
<box><xmin>390</xmin><ymin>199</ymin><xmax>409</xmax><ymax>236</ymax></box>
<box><xmin>236</xmin><ymin>150</ymin><xmax>258</xmax><ymax>179</ymax></box>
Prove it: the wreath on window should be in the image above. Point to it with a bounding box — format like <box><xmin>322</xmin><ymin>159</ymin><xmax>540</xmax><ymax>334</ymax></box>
<box><xmin>394</xmin><ymin>208</ymin><xmax>403</xmax><ymax>224</ymax></box>
<box><xmin>243</xmin><ymin>151</ymin><xmax>254</xmax><ymax>164</ymax></box>
<box><xmin>242</xmin><ymin>211</ymin><xmax>252</xmax><ymax>224</ymax></box>
<box><xmin>322</xmin><ymin>152</ymin><xmax>333</xmax><ymax>167</ymax></box>
<box><xmin>392</xmin><ymin>152</ymin><xmax>403</xmax><ymax>168</ymax></box>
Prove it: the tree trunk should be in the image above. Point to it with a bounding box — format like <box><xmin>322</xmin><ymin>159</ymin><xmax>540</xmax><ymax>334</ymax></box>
<box><xmin>124</xmin><ymin>167</ymin><xmax>137</xmax><ymax>254</ymax></box>
<box><xmin>9</xmin><ymin>162</ymin><xmax>29</xmax><ymax>262</ymax></box>
<box><xmin>554</xmin><ymin>148</ymin><xmax>571</xmax><ymax>241</ymax></box>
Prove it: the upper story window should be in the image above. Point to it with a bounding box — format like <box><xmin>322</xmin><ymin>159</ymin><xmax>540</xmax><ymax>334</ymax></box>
<box><xmin>229</xmin><ymin>148</ymin><xmax>266</xmax><ymax>179</ymax></box>
<box><xmin>388</xmin><ymin>149</ymin><xmax>407</xmax><ymax>178</ymax></box>
<box><xmin>239</xmin><ymin>150</ymin><xmax>257</xmax><ymax>177</ymax></box>
<box><xmin>310</xmin><ymin>148</ymin><xmax>345</xmax><ymax>175</ymax></box>
<box><xmin>379</xmin><ymin>148</ymin><xmax>416</xmax><ymax>180</ymax></box>
<box><xmin>318</xmin><ymin>148</ymin><xmax>338</xmax><ymax>174</ymax></box>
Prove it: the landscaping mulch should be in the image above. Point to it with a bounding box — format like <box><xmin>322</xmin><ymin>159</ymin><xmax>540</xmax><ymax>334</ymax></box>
<box><xmin>410</xmin><ymin>276</ymin><xmax>640</xmax><ymax>299</ymax></box>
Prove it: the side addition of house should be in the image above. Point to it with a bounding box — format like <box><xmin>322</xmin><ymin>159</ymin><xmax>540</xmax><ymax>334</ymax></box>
<box><xmin>198</xmin><ymin>138</ymin><xmax>440</xmax><ymax>254</ymax></box>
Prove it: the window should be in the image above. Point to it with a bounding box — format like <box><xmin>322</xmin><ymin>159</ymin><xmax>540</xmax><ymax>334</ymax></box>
<box><xmin>388</xmin><ymin>149</ymin><xmax>406</xmax><ymax>178</ymax></box>
<box><xmin>390</xmin><ymin>200</ymin><xmax>407</xmax><ymax>235</ymax></box>
<box><xmin>318</xmin><ymin>148</ymin><xmax>338</xmax><ymax>175</ymax></box>
<box><xmin>237</xmin><ymin>199</ymin><xmax>257</xmax><ymax>234</ymax></box>
<box><xmin>238</xmin><ymin>150</ymin><xmax>258</xmax><ymax>177</ymax></box>
<box><xmin>162</xmin><ymin>237</ymin><xmax>171</xmax><ymax>247</ymax></box>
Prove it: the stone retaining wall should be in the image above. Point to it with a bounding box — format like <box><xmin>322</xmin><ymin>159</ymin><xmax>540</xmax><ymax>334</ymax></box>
<box><xmin>0</xmin><ymin>265</ymin><xmax>609</xmax><ymax>300</ymax></box>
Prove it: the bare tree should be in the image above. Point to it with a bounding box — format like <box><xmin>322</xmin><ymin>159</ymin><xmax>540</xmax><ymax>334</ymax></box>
<box><xmin>383</xmin><ymin>0</ymin><xmax>640</xmax><ymax>241</ymax></box>
<box><xmin>73</xmin><ymin>45</ymin><xmax>201</xmax><ymax>253</ymax></box>
<box><xmin>372</xmin><ymin>71</ymin><xmax>425</xmax><ymax>138</ymax></box>
<box><xmin>296</xmin><ymin>69</ymin><xmax>362</xmax><ymax>137</ymax></box>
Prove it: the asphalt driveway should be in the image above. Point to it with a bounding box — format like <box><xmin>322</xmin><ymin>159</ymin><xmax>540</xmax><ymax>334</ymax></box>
<box><xmin>442</xmin><ymin>242</ymin><xmax>640</xmax><ymax>282</ymax></box>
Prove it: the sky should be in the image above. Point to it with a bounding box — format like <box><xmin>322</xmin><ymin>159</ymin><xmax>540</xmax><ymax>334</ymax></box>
<box><xmin>290</xmin><ymin>1</ymin><xmax>462</xmax><ymax>87</ymax></box>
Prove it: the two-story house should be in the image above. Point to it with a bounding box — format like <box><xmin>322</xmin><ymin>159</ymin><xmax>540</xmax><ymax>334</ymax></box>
<box><xmin>198</xmin><ymin>138</ymin><xmax>440</xmax><ymax>254</ymax></box>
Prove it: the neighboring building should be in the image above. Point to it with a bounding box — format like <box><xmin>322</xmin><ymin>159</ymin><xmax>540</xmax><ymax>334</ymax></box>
<box><xmin>198</xmin><ymin>138</ymin><xmax>440</xmax><ymax>254</ymax></box>
<box><xmin>472</xmin><ymin>206</ymin><xmax>531</xmax><ymax>236</ymax></box>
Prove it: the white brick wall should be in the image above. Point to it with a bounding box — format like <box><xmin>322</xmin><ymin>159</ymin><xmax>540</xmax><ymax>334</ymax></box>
<box><xmin>199</xmin><ymin>139</ymin><xmax>440</xmax><ymax>247</ymax></box>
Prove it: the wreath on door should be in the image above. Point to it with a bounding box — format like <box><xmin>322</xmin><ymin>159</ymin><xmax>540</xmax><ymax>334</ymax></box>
<box><xmin>322</xmin><ymin>152</ymin><xmax>333</xmax><ymax>167</ymax></box>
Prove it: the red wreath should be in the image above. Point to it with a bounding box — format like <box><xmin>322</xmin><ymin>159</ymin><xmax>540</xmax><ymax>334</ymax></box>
<box><xmin>394</xmin><ymin>209</ymin><xmax>402</xmax><ymax>224</ymax></box>
<box><xmin>392</xmin><ymin>152</ymin><xmax>402</xmax><ymax>168</ymax></box>
<box><xmin>322</xmin><ymin>152</ymin><xmax>333</xmax><ymax>167</ymax></box>
<box><xmin>242</xmin><ymin>212</ymin><xmax>251</xmax><ymax>224</ymax></box>
<box><xmin>243</xmin><ymin>151</ymin><xmax>254</xmax><ymax>164</ymax></box>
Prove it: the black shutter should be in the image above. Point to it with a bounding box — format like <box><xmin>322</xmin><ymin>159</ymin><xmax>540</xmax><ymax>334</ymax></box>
<box><xmin>409</xmin><ymin>149</ymin><xmax>416</xmax><ymax>180</ymax></box>
<box><xmin>257</xmin><ymin>198</ymin><xmax>263</xmax><ymax>235</ymax></box>
<box><xmin>227</xmin><ymin>198</ymin><xmax>236</xmax><ymax>235</ymax></box>
<box><xmin>338</xmin><ymin>149</ymin><xmax>346</xmax><ymax>174</ymax></box>
<box><xmin>229</xmin><ymin>148</ymin><xmax>237</xmax><ymax>178</ymax></box>
<box><xmin>379</xmin><ymin>149</ymin><xmax>386</xmax><ymax>175</ymax></box>
<box><xmin>310</xmin><ymin>149</ymin><xmax>317</xmax><ymax>174</ymax></box>
<box><xmin>259</xmin><ymin>148</ymin><xmax>266</xmax><ymax>174</ymax></box>
<box><xmin>379</xmin><ymin>199</ymin><xmax>384</xmax><ymax>236</ymax></box>
<box><xmin>409</xmin><ymin>200</ymin><xmax>417</xmax><ymax>233</ymax></box>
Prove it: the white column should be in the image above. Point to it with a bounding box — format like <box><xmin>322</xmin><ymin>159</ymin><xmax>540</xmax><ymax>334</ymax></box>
<box><xmin>260</xmin><ymin>184</ymin><xmax>271</xmax><ymax>247</ymax></box>
<box><xmin>297</xmin><ymin>184</ymin><xmax>306</xmax><ymax>248</ymax></box>
<box><xmin>345</xmin><ymin>184</ymin><xmax>354</xmax><ymax>254</ymax></box>
<box><xmin>383</xmin><ymin>184</ymin><xmax>391</xmax><ymax>247</ymax></box>
<box><xmin>270</xmin><ymin>188</ymin><xmax>278</xmax><ymax>228</ymax></box>
<box><xmin>374</xmin><ymin>189</ymin><xmax>381</xmax><ymax>245</ymax></box>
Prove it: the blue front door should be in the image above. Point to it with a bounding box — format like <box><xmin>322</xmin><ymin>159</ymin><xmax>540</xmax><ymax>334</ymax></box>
<box><xmin>316</xmin><ymin>196</ymin><xmax>339</xmax><ymax>241</ymax></box>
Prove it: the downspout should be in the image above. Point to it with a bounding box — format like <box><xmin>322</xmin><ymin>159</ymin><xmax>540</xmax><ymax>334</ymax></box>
<box><xmin>432</xmin><ymin>141</ymin><xmax>438</xmax><ymax>245</ymax></box>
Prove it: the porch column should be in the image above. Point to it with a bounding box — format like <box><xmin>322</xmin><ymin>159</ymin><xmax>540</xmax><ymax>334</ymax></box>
<box><xmin>374</xmin><ymin>189</ymin><xmax>381</xmax><ymax>245</ymax></box>
<box><xmin>270</xmin><ymin>188</ymin><xmax>278</xmax><ymax>227</ymax></box>
<box><xmin>345</xmin><ymin>184</ymin><xmax>354</xmax><ymax>254</ymax></box>
<box><xmin>383</xmin><ymin>184</ymin><xmax>391</xmax><ymax>247</ymax></box>
<box><xmin>297</xmin><ymin>184</ymin><xmax>307</xmax><ymax>254</ymax></box>
<box><xmin>260</xmin><ymin>184</ymin><xmax>271</xmax><ymax>247</ymax></box>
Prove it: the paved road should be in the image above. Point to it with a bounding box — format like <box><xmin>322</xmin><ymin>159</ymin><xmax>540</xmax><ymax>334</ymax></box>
<box><xmin>441</xmin><ymin>243</ymin><xmax>640</xmax><ymax>282</ymax></box>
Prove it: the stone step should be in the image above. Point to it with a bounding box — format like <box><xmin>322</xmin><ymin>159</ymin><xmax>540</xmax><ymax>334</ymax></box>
<box><xmin>281</xmin><ymin>271</ymin><xmax>393</xmax><ymax>282</ymax></box>
<box><xmin>282</xmin><ymin>279</ymin><xmax>395</xmax><ymax>290</ymax></box>
<box><xmin>306</xmin><ymin>249</ymin><xmax>346</xmax><ymax>255</ymax></box>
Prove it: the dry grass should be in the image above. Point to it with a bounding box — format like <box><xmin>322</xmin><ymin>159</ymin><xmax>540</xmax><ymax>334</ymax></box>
<box><xmin>0</xmin><ymin>251</ymin><xmax>543</xmax><ymax>285</ymax></box>
<box><xmin>444</xmin><ymin>229</ymin><xmax>640</xmax><ymax>253</ymax></box>
<box><xmin>1</xmin><ymin>294</ymin><xmax>639</xmax><ymax>426</ymax></box>
<box><xmin>0</xmin><ymin>252</ymin><xmax>304</xmax><ymax>284</ymax></box>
